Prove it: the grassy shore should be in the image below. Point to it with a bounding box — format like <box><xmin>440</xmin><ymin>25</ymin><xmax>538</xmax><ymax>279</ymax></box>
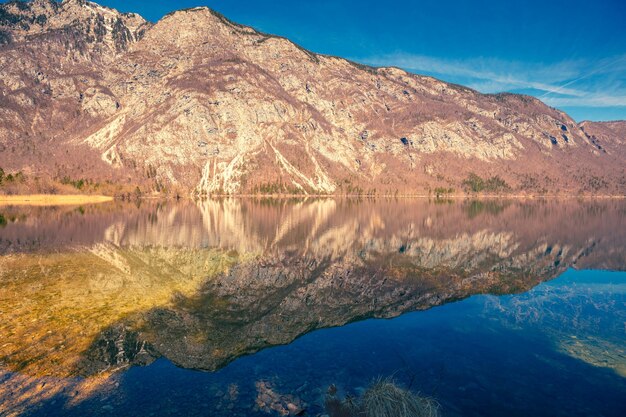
<box><xmin>0</xmin><ymin>194</ymin><xmax>113</xmax><ymax>206</ymax></box>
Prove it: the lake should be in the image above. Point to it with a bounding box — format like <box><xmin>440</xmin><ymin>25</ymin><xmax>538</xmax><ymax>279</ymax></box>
<box><xmin>0</xmin><ymin>198</ymin><xmax>624</xmax><ymax>417</ymax></box>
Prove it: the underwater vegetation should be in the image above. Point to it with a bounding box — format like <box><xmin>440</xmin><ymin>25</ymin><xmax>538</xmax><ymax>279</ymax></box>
<box><xmin>326</xmin><ymin>378</ymin><xmax>439</xmax><ymax>417</ymax></box>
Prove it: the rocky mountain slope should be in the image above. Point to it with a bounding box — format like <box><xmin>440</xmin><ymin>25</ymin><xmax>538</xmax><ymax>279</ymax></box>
<box><xmin>0</xmin><ymin>0</ymin><xmax>625</xmax><ymax>195</ymax></box>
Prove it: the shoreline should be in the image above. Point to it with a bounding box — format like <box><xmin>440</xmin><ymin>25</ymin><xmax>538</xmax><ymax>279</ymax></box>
<box><xmin>191</xmin><ymin>193</ymin><xmax>626</xmax><ymax>200</ymax></box>
<box><xmin>0</xmin><ymin>194</ymin><xmax>114</xmax><ymax>206</ymax></box>
<box><xmin>0</xmin><ymin>193</ymin><xmax>624</xmax><ymax>206</ymax></box>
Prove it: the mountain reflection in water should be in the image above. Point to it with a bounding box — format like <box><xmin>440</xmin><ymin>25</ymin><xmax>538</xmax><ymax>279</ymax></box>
<box><xmin>0</xmin><ymin>198</ymin><xmax>624</xmax><ymax>417</ymax></box>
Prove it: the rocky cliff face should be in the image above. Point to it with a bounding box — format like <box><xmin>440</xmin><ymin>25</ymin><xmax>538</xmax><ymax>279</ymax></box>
<box><xmin>1</xmin><ymin>0</ymin><xmax>625</xmax><ymax>195</ymax></box>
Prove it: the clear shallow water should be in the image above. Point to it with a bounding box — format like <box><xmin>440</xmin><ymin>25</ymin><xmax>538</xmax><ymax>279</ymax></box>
<box><xmin>0</xmin><ymin>199</ymin><xmax>625</xmax><ymax>416</ymax></box>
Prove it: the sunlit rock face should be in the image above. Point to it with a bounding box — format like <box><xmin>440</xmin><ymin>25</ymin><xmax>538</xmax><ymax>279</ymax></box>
<box><xmin>1</xmin><ymin>1</ymin><xmax>625</xmax><ymax>195</ymax></box>
<box><xmin>1</xmin><ymin>198</ymin><xmax>624</xmax><ymax>384</ymax></box>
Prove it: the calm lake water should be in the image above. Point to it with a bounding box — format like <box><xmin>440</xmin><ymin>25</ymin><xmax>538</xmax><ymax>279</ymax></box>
<box><xmin>0</xmin><ymin>198</ymin><xmax>625</xmax><ymax>417</ymax></box>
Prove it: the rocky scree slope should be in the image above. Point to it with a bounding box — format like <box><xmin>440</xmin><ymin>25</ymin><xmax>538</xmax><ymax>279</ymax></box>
<box><xmin>0</xmin><ymin>0</ymin><xmax>625</xmax><ymax>195</ymax></box>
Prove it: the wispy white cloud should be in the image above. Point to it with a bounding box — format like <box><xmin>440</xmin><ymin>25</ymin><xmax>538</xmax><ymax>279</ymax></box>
<box><xmin>357</xmin><ymin>53</ymin><xmax>626</xmax><ymax>108</ymax></box>
<box><xmin>544</xmin><ymin>95</ymin><xmax>626</xmax><ymax>107</ymax></box>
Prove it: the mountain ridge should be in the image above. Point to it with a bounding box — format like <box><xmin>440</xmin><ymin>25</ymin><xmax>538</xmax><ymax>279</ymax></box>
<box><xmin>0</xmin><ymin>0</ymin><xmax>625</xmax><ymax>196</ymax></box>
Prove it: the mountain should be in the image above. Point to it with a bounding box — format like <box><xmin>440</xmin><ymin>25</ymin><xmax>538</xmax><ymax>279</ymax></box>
<box><xmin>1</xmin><ymin>0</ymin><xmax>625</xmax><ymax>196</ymax></box>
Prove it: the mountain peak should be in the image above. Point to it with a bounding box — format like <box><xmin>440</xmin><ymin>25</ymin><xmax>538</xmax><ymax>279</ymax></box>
<box><xmin>0</xmin><ymin>0</ymin><xmax>150</xmax><ymax>51</ymax></box>
<box><xmin>162</xmin><ymin>6</ymin><xmax>243</xmax><ymax>25</ymax></box>
<box><xmin>139</xmin><ymin>5</ymin><xmax>262</xmax><ymax>52</ymax></box>
<box><xmin>158</xmin><ymin>5</ymin><xmax>259</xmax><ymax>35</ymax></box>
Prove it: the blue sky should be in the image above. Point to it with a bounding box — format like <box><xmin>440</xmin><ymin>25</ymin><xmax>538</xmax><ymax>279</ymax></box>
<box><xmin>8</xmin><ymin>0</ymin><xmax>626</xmax><ymax>121</ymax></box>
